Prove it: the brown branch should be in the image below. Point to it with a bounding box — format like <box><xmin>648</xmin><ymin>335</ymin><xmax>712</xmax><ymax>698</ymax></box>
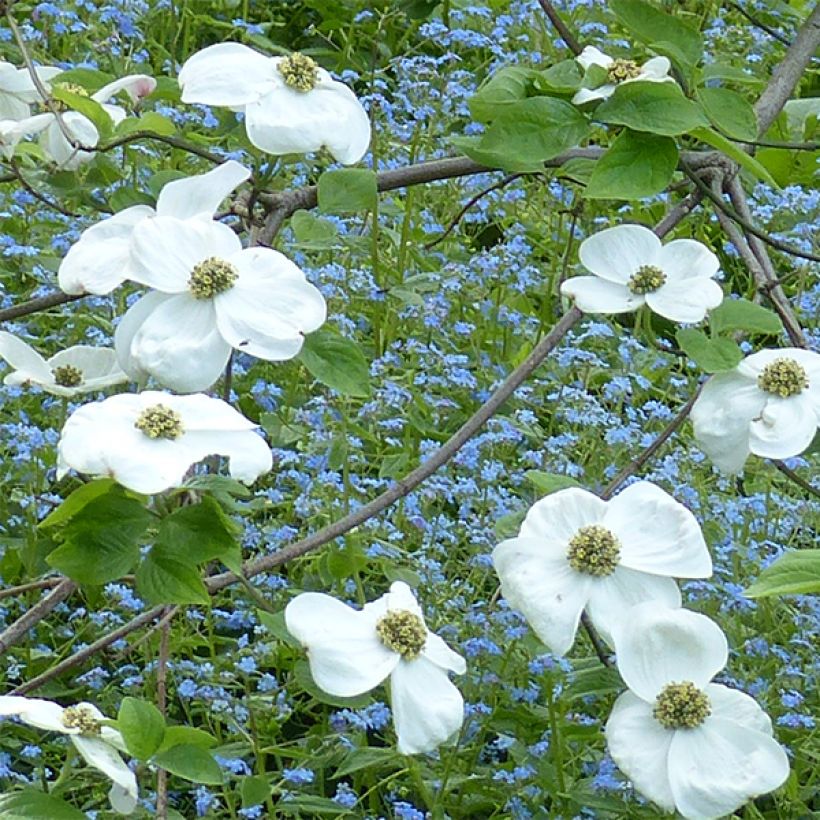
<box><xmin>9</xmin><ymin>159</ymin><xmax>80</xmax><ymax>218</ymax></box>
<box><xmin>96</xmin><ymin>131</ymin><xmax>224</xmax><ymax>165</ymax></box>
<box><xmin>654</xmin><ymin>190</ymin><xmax>704</xmax><ymax>239</ymax></box>
<box><xmin>581</xmin><ymin>612</ymin><xmax>611</xmax><ymax>666</ymax></box>
<box><xmin>0</xmin><ymin>291</ymin><xmax>83</xmax><ymax>324</ymax></box>
<box><xmin>536</xmin><ymin>0</ymin><xmax>584</xmax><ymax>55</ymax></box>
<box><xmin>754</xmin><ymin>3</ymin><xmax>820</xmax><ymax>136</ymax></box>
<box><xmin>0</xmin><ymin>579</ymin><xmax>76</xmax><ymax>656</ymax></box>
<box><xmin>727</xmin><ymin>1</ymin><xmax>792</xmax><ymax>47</ymax></box>
<box><xmin>772</xmin><ymin>460</ymin><xmax>820</xmax><ymax>500</ymax></box>
<box><xmin>0</xmin><ymin>577</ymin><xmax>62</xmax><ymax>600</ymax></box>
<box><xmin>10</xmin><ymin>605</ymin><xmax>165</xmax><ymax>695</ymax></box>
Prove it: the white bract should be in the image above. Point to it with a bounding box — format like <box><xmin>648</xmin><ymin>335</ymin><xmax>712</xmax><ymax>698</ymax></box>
<box><xmin>572</xmin><ymin>45</ymin><xmax>674</xmax><ymax>105</ymax></box>
<box><xmin>691</xmin><ymin>347</ymin><xmax>820</xmax><ymax>473</ymax></box>
<box><xmin>178</xmin><ymin>43</ymin><xmax>370</xmax><ymax>164</ymax></box>
<box><xmin>492</xmin><ymin>482</ymin><xmax>711</xmax><ymax>655</ymax></box>
<box><xmin>0</xmin><ymin>60</ymin><xmax>61</xmax><ymax>120</ymax></box>
<box><xmin>0</xmin><ymin>74</ymin><xmax>155</xmax><ymax>168</ymax></box>
<box><xmin>0</xmin><ymin>331</ymin><xmax>126</xmax><ymax>396</ymax></box>
<box><xmin>561</xmin><ymin>224</ymin><xmax>723</xmax><ymax>322</ymax></box>
<box><xmin>0</xmin><ymin>695</ymin><xmax>137</xmax><ymax>815</ymax></box>
<box><xmin>58</xmin><ymin>159</ymin><xmax>251</xmax><ymax>295</ymax></box>
<box><xmin>606</xmin><ymin>604</ymin><xmax>789</xmax><ymax>820</ymax></box>
<box><xmin>114</xmin><ymin>217</ymin><xmax>326</xmax><ymax>392</ymax></box>
<box><xmin>57</xmin><ymin>390</ymin><xmax>273</xmax><ymax>494</ymax></box>
<box><xmin>285</xmin><ymin>581</ymin><xmax>467</xmax><ymax>754</ymax></box>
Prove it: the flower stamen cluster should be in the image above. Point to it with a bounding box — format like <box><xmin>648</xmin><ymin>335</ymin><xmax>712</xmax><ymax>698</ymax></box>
<box><xmin>376</xmin><ymin>610</ymin><xmax>427</xmax><ymax>659</ymax></box>
<box><xmin>757</xmin><ymin>357</ymin><xmax>808</xmax><ymax>397</ymax></box>
<box><xmin>567</xmin><ymin>524</ymin><xmax>621</xmax><ymax>576</ymax></box>
<box><xmin>188</xmin><ymin>256</ymin><xmax>238</xmax><ymax>299</ymax></box>
<box><xmin>628</xmin><ymin>264</ymin><xmax>666</xmax><ymax>295</ymax></box>
<box><xmin>607</xmin><ymin>58</ymin><xmax>642</xmax><ymax>83</ymax></box>
<box><xmin>278</xmin><ymin>53</ymin><xmax>320</xmax><ymax>92</ymax></box>
<box><xmin>52</xmin><ymin>364</ymin><xmax>83</xmax><ymax>387</ymax></box>
<box><xmin>134</xmin><ymin>404</ymin><xmax>184</xmax><ymax>440</ymax></box>
<box><xmin>62</xmin><ymin>705</ymin><xmax>102</xmax><ymax>736</ymax></box>
<box><xmin>652</xmin><ymin>681</ymin><xmax>711</xmax><ymax>729</ymax></box>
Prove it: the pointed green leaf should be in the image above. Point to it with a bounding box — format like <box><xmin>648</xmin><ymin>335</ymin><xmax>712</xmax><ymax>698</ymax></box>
<box><xmin>118</xmin><ymin>697</ymin><xmax>166</xmax><ymax>760</ymax></box>
<box><xmin>0</xmin><ymin>790</ymin><xmax>87</xmax><ymax>819</ymax></box>
<box><xmin>136</xmin><ymin>551</ymin><xmax>210</xmax><ymax>606</ymax></box>
<box><xmin>469</xmin><ymin>66</ymin><xmax>539</xmax><ymax>122</ymax></box>
<box><xmin>696</xmin><ymin>87</ymin><xmax>757</xmax><ymax>141</ymax></box>
<box><xmin>299</xmin><ymin>329</ymin><xmax>372</xmax><ymax>397</ymax></box>
<box><xmin>745</xmin><ymin>550</ymin><xmax>820</xmax><ymax>597</ymax></box>
<box><xmin>676</xmin><ymin>328</ymin><xmax>742</xmax><ymax>373</ymax></box>
<box><xmin>152</xmin><ymin>745</ymin><xmax>223</xmax><ymax>785</ymax></box>
<box><xmin>709</xmin><ymin>298</ymin><xmax>783</xmax><ymax>335</ymax></box>
<box><xmin>318</xmin><ymin>169</ymin><xmax>377</xmax><ymax>214</ymax></box>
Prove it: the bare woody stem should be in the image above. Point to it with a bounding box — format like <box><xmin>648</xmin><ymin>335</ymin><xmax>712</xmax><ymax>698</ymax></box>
<box><xmin>536</xmin><ymin>0</ymin><xmax>584</xmax><ymax>55</ymax></box>
<box><xmin>0</xmin><ymin>579</ymin><xmax>76</xmax><ymax>655</ymax></box>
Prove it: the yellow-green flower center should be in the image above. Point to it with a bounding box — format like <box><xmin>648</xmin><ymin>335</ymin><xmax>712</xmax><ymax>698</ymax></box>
<box><xmin>607</xmin><ymin>59</ymin><xmax>642</xmax><ymax>84</ymax></box>
<box><xmin>278</xmin><ymin>53</ymin><xmax>320</xmax><ymax>92</ymax></box>
<box><xmin>134</xmin><ymin>404</ymin><xmax>184</xmax><ymax>440</ymax></box>
<box><xmin>188</xmin><ymin>257</ymin><xmax>238</xmax><ymax>300</ymax></box>
<box><xmin>757</xmin><ymin>357</ymin><xmax>808</xmax><ymax>398</ymax></box>
<box><xmin>567</xmin><ymin>524</ymin><xmax>621</xmax><ymax>576</ymax></box>
<box><xmin>653</xmin><ymin>681</ymin><xmax>711</xmax><ymax>730</ymax></box>
<box><xmin>52</xmin><ymin>364</ymin><xmax>83</xmax><ymax>387</ymax></box>
<box><xmin>376</xmin><ymin>609</ymin><xmax>427</xmax><ymax>660</ymax></box>
<box><xmin>62</xmin><ymin>705</ymin><xmax>101</xmax><ymax>736</ymax></box>
<box><xmin>628</xmin><ymin>264</ymin><xmax>666</xmax><ymax>295</ymax></box>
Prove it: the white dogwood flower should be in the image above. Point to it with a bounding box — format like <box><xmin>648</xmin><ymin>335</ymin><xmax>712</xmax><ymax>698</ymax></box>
<box><xmin>492</xmin><ymin>482</ymin><xmax>711</xmax><ymax>655</ymax></box>
<box><xmin>57</xmin><ymin>390</ymin><xmax>273</xmax><ymax>494</ymax></box>
<box><xmin>0</xmin><ymin>695</ymin><xmax>137</xmax><ymax>815</ymax></box>
<box><xmin>691</xmin><ymin>347</ymin><xmax>820</xmax><ymax>473</ymax></box>
<box><xmin>0</xmin><ymin>331</ymin><xmax>126</xmax><ymax>396</ymax></box>
<box><xmin>58</xmin><ymin>160</ymin><xmax>251</xmax><ymax>295</ymax></box>
<box><xmin>286</xmin><ymin>582</ymin><xmax>467</xmax><ymax>755</ymax></box>
<box><xmin>572</xmin><ymin>46</ymin><xmax>674</xmax><ymax>105</ymax></box>
<box><xmin>1</xmin><ymin>73</ymin><xmax>155</xmax><ymax>168</ymax></box>
<box><xmin>606</xmin><ymin>604</ymin><xmax>789</xmax><ymax>820</ymax></box>
<box><xmin>114</xmin><ymin>217</ymin><xmax>326</xmax><ymax>392</ymax></box>
<box><xmin>0</xmin><ymin>60</ymin><xmax>61</xmax><ymax>120</ymax></box>
<box><xmin>561</xmin><ymin>224</ymin><xmax>723</xmax><ymax>322</ymax></box>
<box><xmin>178</xmin><ymin>43</ymin><xmax>370</xmax><ymax>164</ymax></box>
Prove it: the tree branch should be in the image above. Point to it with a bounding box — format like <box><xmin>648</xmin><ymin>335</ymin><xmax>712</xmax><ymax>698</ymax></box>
<box><xmin>754</xmin><ymin>3</ymin><xmax>820</xmax><ymax>136</ymax></box>
<box><xmin>536</xmin><ymin>0</ymin><xmax>584</xmax><ymax>55</ymax></box>
<box><xmin>0</xmin><ymin>579</ymin><xmax>76</xmax><ymax>656</ymax></box>
<box><xmin>0</xmin><ymin>291</ymin><xmax>83</xmax><ymax>324</ymax></box>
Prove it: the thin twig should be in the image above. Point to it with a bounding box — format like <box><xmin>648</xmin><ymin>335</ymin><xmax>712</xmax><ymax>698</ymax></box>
<box><xmin>5</xmin><ymin>12</ymin><xmax>86</xmax><ymax>153</ymax></box>
<box><xmin>681</xmin><ymin>159</ymin><xmax>820</xmax><ymax>263</ymax></box>
<box><xmin>536</xmin><ymin>0</ymin><xmax>584</xmax><ymax>55</ymax></box>
<box><xmin>113</xmin><ymin>606</ymin><xmax>178</xmax><ymax>661</ymax></box>
<box><xmin>580</xmin><ymin>612</ymin><xmax>611</xmax><ymax>666</ymax></box>
<box><xmin>0</xmin><ymin>579</ymin><xmax>76</xmax><ymax>655</ymax></box>
<box><xmin>732</xmin><ymin>138</ymin><xmax>820</xmax><ymax>151</ymax></box>
<box><xmin>600</xmin><ymin>389</ymin><xmax>702</xmax><ymax>500</ymax></box>
<box><xmin>772</xmin><ymin>460</ymin><xmax>820</xmax><ymax>500</ymax></box>
<box><xmin>654</xmin><ymin>190</ymin><xmax>704</xmax><ymax>239</ymax></box>
<box><xmin>0</xmin><ymin>577</ymin><xmax>63</xmax><ymax>600</ymax></box>
<box><xmin>9</xmin><ymin>159</ymin><xmax>80</xmax><ymax>218</ymax></box>
<box><xmin>96</xmin><ymin>131</ymin><xmax>224</xmax><ymax>165</ymax></box>
<box><xmin>11</xmin><ymin>606</ymin><xmax>166</xmax><ymax>695</ymax></box>
<box><xmin>424</xmin><ymin>173</ymin><xmax>522</xmax><ymax>249</ymax></box>
<box><xmin>727</xmin><ymin>1</ymin><xmax>792</xmax><ymax>46</ymax></box>
<box><xmin>155</xmin><ymin>610</ymin><xmax>172</xmax><ymax>820</ymax></box>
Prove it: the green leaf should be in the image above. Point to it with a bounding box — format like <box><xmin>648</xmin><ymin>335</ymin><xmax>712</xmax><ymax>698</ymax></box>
<box><xmin>136</xmin><ymin>550</ymin><xmax>210</xmax><ymax>606</ymax></box>
<box><xmin>158</xmin><ymin>496</ymin><xmax>240</xmax><ymax>565</ymax></box>
<box><xmin>474</xmin><ymin>97</ymin><xmax>591</xmax><ymax>173</ymax></box>
<box><xmin>524</xmin><ymin>471</ymin><xmax>580</xmax><ymax>495</ymax></box>
<box><xmin>109</xmin><ymin>187</ymin><xmax>155</xmax><ymax>211</ymax></box>
<box><xmin>257</xmin><ymin>609</ymin><xmax>300</xmax><ymax>647</ymax></box>
<box><xmin>536</xmin><ymin>60</ymin><xmax>583</xmax><ymax>94</ymax></box>
<box><xmin>676</xmin><ymin>328</ymin><xmax>742</xmax><ymax>373</ymax></box>
<box><xmin>610</xmin><ymin>0</ymin><xmax>703</xmax><ymax>70</ymax></box>
<box><xmin>157</xmin><ymin>726</ymin><xmax>217</xmax><ymax>753</ymax></box>
<box><xmin>690</xmin><ymin>127</ymin><xmax>779</xmax><ymax>187</ymax></box>
<box><xmin>696</xmin><ymin>87</ymin><xmax>757</xmax><ymax>141</ymax></box>
<box><xmin>700</xmin><ymin>63</ymin><xmax>763</xmax><ymax>87</ymax></box>
<box><xmin>113</xmin><ymin>112</ymin><xmax>176</xmax><ymax>138</ymax></box>
<box><xmin>241</xmin><ymin>775</ymin><xmax>272</xmax><ymax>808</ymax></box>
<box><xmin>152</xmin><ymin>745</ymin><xmax>223</xmax><ymax>785</ymax></box>
<box><xmin>0</xmin><ymin>790</ymin><xmax>87</xmax><ymax>819</ymax></box>
<box><xmin>585</xmin><ymin>130</ymin><xmax>677</xmax><ymax>200</ymax></box>
<box><xmin>318</xmin><ymin>168</ymin><xmax>377</xmax><ymax>214</ymax></box>
<box><xmin>595</xmin><ymin>81</ymin><xmax>709</xmax><ymax>136</ymax></box>
<box><xmin>299</xmin><ymin>329</ymin><xmax>372</xmax><ymax>397</ymax></box>
<box><xmin>117</xmin><ymin>697</ymin><xmax>166</xmax><ymax>760</ymax></box>
<box><xmin>39</xmin><ymin>478</ymin><xmax>117</xmax><ymax>528</ymax></box>
<box><xmin>745</xmin><ymin>550</ymin><xmax>820</xmax><ymax>597</ymax></box>
<box><xmin>46</xmin><ymin>489</ymin><xmax>152</xmax><ymax>585</ymax></box>
<box><xmin>452</xmin><ymin>134</ymin><xmax>541</xmax><ymax>173</ymax></box>
<box><xmin>278</xmin><ymin>796</ymin><xmax>348</xmax><ymax>816</ymax></box>
<box><xmin>333</xmin><ymin>747</ymin><xmax>400</xmax><ymax>778</ymax></box>
<box><xmin>50</xmin><ymin>87</ymin><xmax>113</xmax><ymax>139</ymax></box>
<box><xmin>709</xmin><ymin>298</ymin><xmax>783</xmax><ymax>335</ymax></box>
<box><xmin>468</xmin><ymin>66</ymin><xmax>539</xmax><ymax>122</ymax></box>
<box><xmin>53</xmin><ymin>68</ymin><xmax>115</xmax><ymax>92</ymax></box>
<box><xmin>290</xmin><ymin>209</ymin><xmax>339</xmax><ymax>249</ymax></box>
